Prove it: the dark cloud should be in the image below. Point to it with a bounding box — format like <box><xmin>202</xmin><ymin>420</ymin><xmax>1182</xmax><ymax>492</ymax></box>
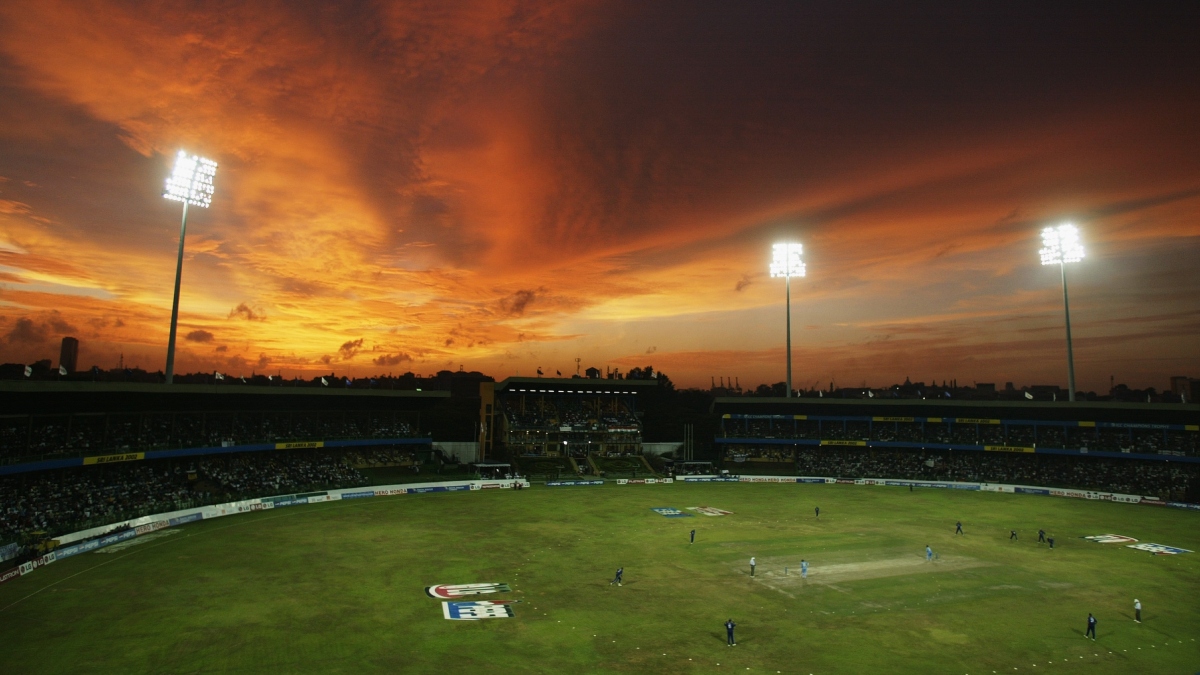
<box><xmin>338</xmin><ymin>338</ymin><xmax>364</xmax><ymax>359</ymax></box>
<box><xmin>6</xmin><ymin>317</ymin><xmax>45</xmax><ymax>343</ymax></box>
<box><xmin>215</xmin><ymin>345</ymin><xmax>228</xmax><ymax>352</ymax></box>
<box><xmin>228</xmin><ymin>303</ymin><xmax>265</xmax><ymax>321</ymax></box>
<box><xmin>500</xmin><ymin>288</ymin><xmax>543</xmax><ymax>317</ymax></box>
<box><xmin>373</xmin><ymin>352</ymin><xmax>412</xmax><ymax>366</ymax></box>
<box><xmin>185</xmin><ymin>329</ymin><xmax>214</xmax><ymax>343</ymax></box>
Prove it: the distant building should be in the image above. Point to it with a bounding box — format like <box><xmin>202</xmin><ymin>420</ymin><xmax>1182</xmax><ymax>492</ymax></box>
<box><xmin>976</xmin><ymin>383</ymin><xmax>995</xmax><ymax>393</ymax></box>
<box><xmin>585</xmin><ymin>367</ymin><xmax>602</xmax><ymax>379</ymax></box>
<box><xmin>59</xmin><ymin>337</ymin><xmax>79</xmax><ymax>374</ymax></box>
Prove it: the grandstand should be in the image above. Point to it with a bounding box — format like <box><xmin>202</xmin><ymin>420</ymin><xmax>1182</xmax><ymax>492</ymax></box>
<box><xmin>712</xmin><ymin>397</ymin><xmax>1200</xmax><ymax>500</ymax></box>
<box><xmin>480</xmin><ymin>377</ymin><xmax>659</xmax><ymax>477</ymax></box>
<box><xmin>0</xmin><ymin>382</ymin><xmax>451</xmax><ymax>556</ymax></box>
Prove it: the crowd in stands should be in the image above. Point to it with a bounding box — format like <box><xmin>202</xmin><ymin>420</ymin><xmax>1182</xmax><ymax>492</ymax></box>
<box><xmin>345</xmin><ymin>448</ymin><xmax>418</xmax><ymax>468</ymax></box>
<box><xmin>0</xmin><ymin>450</ymin><xmax>367</xmax><ymax>546</ymax></box>
<box><xmin>792</xmin><ymin>448</ymin><xmax>1197</xmax><ymax>501</ymax></box>
<box><xmin>722</xmin><ymin>418</ymin><xmax>1199</xmax><ymax>456</ymax></box>
<box><xmin>0</xmin><ymin>412</ymin><xmax>417</xmax><ymax>463</ymax></box>
<box><xmin>500</xmin><ymin>398</ymin><xmax>640</xmax><ymax>432</ymax></box>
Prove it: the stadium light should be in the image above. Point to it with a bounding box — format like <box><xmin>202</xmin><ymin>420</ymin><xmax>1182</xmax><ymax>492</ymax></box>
<box><xmin>1039</xmin><ymin>223</ymin><xmax>1084</xmax><ymax>402</ymax></box>
<box><xmin>162</xmin><ymin>150</ymin><xmax>218</xmax><ymax>384</ymax></box>
<box><xmin>769</xmin><ymin>243</ymin><xmax>805</xmax><ymax>398</ymax></box>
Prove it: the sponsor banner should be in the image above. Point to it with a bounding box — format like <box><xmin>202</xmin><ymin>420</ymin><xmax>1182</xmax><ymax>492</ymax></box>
<box><xmin>98</xmin><ymin>530</ymin><xmax>137</xmax><ymax>547</ymax></box>
<box><xmin>1015</xmin><ymin>487</ymin><xmax>1050</xmax><ymax>495</ymax></box>
<box><xmin>650</xmin><ymin>507</ymin><xmax>692</xmax><ymax>518</ymax></box>
<box><xmin>861</xmin><ymin>479</ymin><xmax>887</xmax><ymax>486</ymax></box>
<box><xmin>1127</xmin><ymin>543</ymin><xmax>1193</xmax><ymax>555</ymax></box>
<box><xmin>1049</xmin><ymin>489</ymin><xmax>1105</xmax><ymax>500</ymax></box>
<box><xmin>984</xmin><ymin>445</ymin><xmax>1035</xmax><ymax>453</ymax></box>
<box><xmin>425</xmin><ymin>583</ymin><xmax>512</xmax><ymax>599</ymax></box>
<box><xmin>955</xmin><ymin>418</ymin><xmax>1001</xmax><ymax>425</ymax></box>
<box><xmin>341</xmin><ymin>491</ymin><xmax>376</xmax><ymax>500</ymax></box>
<box><xmin>442</xmin><ymin>600</ymin><xmax>517</xmax><ymax>620</ymax></box>
<box><xmin>662</xmin><ymin>478</ymin><xmax>674</xmax><ymax>483</ymax></box>
<box><xmin>480</xmin><ymin>483</ymin><xmax>501</xmax><ymax>489</ymax></box>
<box><xmin>545</xmin><ymin>480</ymin><xmax>604</xmax><ymax>486</ymax></box>
<box><xmin>680</xmin><ymin>476</ymin><xmax>739</xmax><ymax>482</ymax></box>
<box><xmin>271</xmin><ymin>498</ymin><xmax>309</xmax><ymax>507</ymax></box>
<box><xmin>1166</xmin><ymin>501</ymin><xmax>1200</xmax><ymax>511</ymax></box>
<box><xmin>375</xmin><ymin>488</ymin><xmax>408</xmax><ymax>496</ymax></box>
<box><xmin>274</xmin><ymin>441</ymin><xmax>324</xmax><ymax>450</ymax></box>
<box><xmin>406</xmin><ymin>485</ymin><xmax>472</xmax><ymax>494</ymax></box>
<box><xmin>19</xmin><ymin>552</ymin><xmax>57</xmax><ymax>575</ymax></box>
<box><xmin>95</xmin><ymin>529</ymin><xmax>180</xmax><ymax>554</ymax></box>
<box><xmin>617</xmin><ymin>479</ymin><xmax>660</xmax><ymax>485</ymax></box>
<box><xmin>1084</xmin><ymin>534</ymin><xmax>1138</xmax><ymax>544</ymax></box>
<box><xmin>738</xmin><ymin>476</ymin><xmax>794</xmax><ymax>483</ymax></box>
<box><xmin>1111</xmin><ymin>494</ymin><xmax>1142</xmax><ymax>504</ymax></box>
<box><xmin>820</xmin><ymin>440</ymin><xmax>866</xmax><ymax>447</ymax></box>
<box><xmin>82</xmin><ymin>452</ymin><xmax>145</xmax><ymax>466</ymax></box>
<box><xmin>168</xmin><ymin>512</ymin><xmax>204</xmax><ymax>526</ymax></box>
<box><xmin>0</xmin><ymin>566</ymin><xmax>22</xmax><ymax>584</ymax></box>
<box><xmin>873</xmin><ymin>416</ymin><xmax>914</xmax><ymax>422</ymax></box>
<box><xmin>1141</xmin><ymin>499</ymin><xmax>1165</xmax><ymax>506</ymax></box>
<box><xmin>687</xmin><ymin>507</ymin><xmax>733</xmax><ymax>516</ymax></box>
<box><xmin>134</xmin><ymin>520</ymin><xmax>170</xmax><ymax>536</ymax></box>
<box><xmin>797</xmin><ymin>477</ymin><xmax>827</xmax><ymax>484</ymax></box>
<box><xmin>884</xmin><ymin>480</ymin><xmax>980</xmax><ymax>490</ymax></box>
<box><xmin>835</xmin><ymin>479</ymin><xmax>856</xmax><ymax>484</ymax></box>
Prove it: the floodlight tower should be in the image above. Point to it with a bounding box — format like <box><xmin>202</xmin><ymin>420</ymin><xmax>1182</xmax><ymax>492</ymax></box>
<box><xmin>162</xmin><ymin>151</ymin><xmax>218</xmax><ymax>384</ymax></box>
<box><xmin>769</xmin><ymin>243</ymin><xmax>805</xmax><ymax>397</ymax></box>
<box><xmin>1039</xmin><ymin>223</ymin><xmax>1084</xmax><ymax>402</ymax></box>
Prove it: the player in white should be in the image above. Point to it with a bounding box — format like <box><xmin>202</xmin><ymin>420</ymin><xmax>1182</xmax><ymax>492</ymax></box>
<box><xmin>926</xmin><ymin>545</ymin><xmax>933</xmax><ymax>562</ymax></box>
<box><xmin>749</xmin><ymin>556</ymin><xmax>756</xmax><ymax>577</ymax></box>
<box><xmin>800</xmin><ymin>559</ymin><xmax>808</xmax><ymax>579</ymax></box>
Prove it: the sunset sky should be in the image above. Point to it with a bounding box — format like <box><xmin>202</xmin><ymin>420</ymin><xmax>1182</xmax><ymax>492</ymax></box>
<box><xmin>0</xmin><ymin>2</ymin><xmax>1197</xmax><ymax>391</ymax></box>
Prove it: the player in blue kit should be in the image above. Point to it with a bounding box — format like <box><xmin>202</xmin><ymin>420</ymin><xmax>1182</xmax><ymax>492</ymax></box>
<box><xmin>690</xmin><ymin>529</ymin><xmax>695</xmax><ymax>544</ymax></box>
<box><xmin>725</xmin><ymin>619</ymin><xmax>737</xmax><ymax>646</ymax></box>
<box><xmin>955</xmin><ymin>521</ymin><xmax>963</xmax><ymax>535</ymax></box>
<box><xmin>1086</xmin><ymin>613</ymin><xmax>1097</xmax><ymax>640</ymax></box>
<box><xmin>800</xmin><ymin>559</ymin><xmax>808</xmax><ymax>579</ymax></box>
<box><xmin>815</xmin><ymin>506</ymin><xmax>820</xmax><ymax>519</ymax></box>
<box><xmin>926</xmin><ymin>545</ymin><xmax>933</xmax><ymax>562</ymax></box>
<box><xmin>609</xmin><ymin>567</ymin><xmax>623</xmax><ymax>586</ymax></box>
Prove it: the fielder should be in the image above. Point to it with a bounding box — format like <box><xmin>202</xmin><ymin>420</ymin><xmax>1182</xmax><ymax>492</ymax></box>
<box><xmin>1134</xmin><ymin>599</ymin><xmax>1141</xmax><ymax>623</ymax></box>
<box><xmin>725</xmin><ymin>619</ymin><xmax>737</xmax><ymax>646</ymax></box>
<box><xmin>750</xmin><ymin>556</ymin><xmax>756</xmax><ymax>577</ymax></box>
<box><xmin>610</xmin><ymin>567</ymin><xmax>623</xmax><ymax>586</ymax></box>
<box><xmin>926</xmin><ymin>545</ymin><xmax>933</xmax><ymax>562</ymax></box>
<box><xmin>801</xmin><ymin>559</ymin><xmax>808</xmax><ymax>579</ymax></box>
<box><xmin>1086</xmin><ymin>613</ymin><xmax>1097</xmax><ymax>640</ymax></box>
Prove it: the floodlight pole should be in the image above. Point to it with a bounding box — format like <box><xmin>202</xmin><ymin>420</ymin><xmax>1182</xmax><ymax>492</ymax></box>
<box><xmin>785</xmin><ymin>273</ymin><xmax>793</xmax><ymax>398</ymax></box>
<box><xmin>1059</xmin><ymin>260</ymin><xmax>1076</xmax><ymax>402</ymax></box>
<box><xmin>165</xmin><ymin>201</ymin><xmax>189</xmax><ymax>384</ymax></box>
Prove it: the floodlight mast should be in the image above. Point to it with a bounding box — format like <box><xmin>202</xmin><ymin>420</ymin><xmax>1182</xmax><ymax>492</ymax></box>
<box><xmin>769</xmin><ymin>243</ymin><xmax>806</xmax><ymax>398</ymax></box>
<box><xmin>162</xmin><ymin>151</ymin><xmax>217</xmax><ymax>384</ymax></box>
<box><xmin>1039</xmin><ymin>223</ymin><xmax>1084</xmax><ymax>402</ymax></box>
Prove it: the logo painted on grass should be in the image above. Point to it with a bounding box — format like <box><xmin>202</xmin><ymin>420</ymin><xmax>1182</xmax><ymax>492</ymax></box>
<box><xmin>651</xmin><ymin>507</ymin><xmax>692</xmax><ymax>518</ymax></box>
<box><xmin>687</xmin><ymin>506</ymin><xmax>733</xmax><ymax>517</ymax></box>
<box><xmin>1083</xmin><ymin>534</ymin><xmax>1138</xmax><ymax>544</ymax></box>
<box><xmin>425</xmin><ymin>583</ymin><xmax>512</xmax><ymax>599</ymax></box>
<box><xmin>1126</xmin><ymin>543</ymin><xmax>1193</xmax><ymax>555</ymax></box>
<box><xmin>442</xmin><ymin>600</ymin><xmax>518</xmax><ymax>620</ymax></box>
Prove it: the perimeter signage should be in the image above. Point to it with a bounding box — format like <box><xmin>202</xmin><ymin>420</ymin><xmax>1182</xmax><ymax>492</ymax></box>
<box><xmin>425</xmin><ymin>583</ymin><xmax>511</xmax><ymax>599</ymax></box>
<box><xmin>83</xmin><ymin>452</ymin><xmax>144</xmax><ymax>465</ymax></box>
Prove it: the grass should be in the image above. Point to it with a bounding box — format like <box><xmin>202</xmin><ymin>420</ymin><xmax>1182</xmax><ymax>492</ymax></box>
<box><xmin>0</xmin><ymin>482</ymin><xmax>1197</xmax><ymax>674</ymax></box>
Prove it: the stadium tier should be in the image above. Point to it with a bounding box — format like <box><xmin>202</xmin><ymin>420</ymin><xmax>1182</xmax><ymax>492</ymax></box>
<box><xmin>711</xmin><ymin>397</ymin><xmax>1200</xmax><ymax>500</ymax></box>
<box><xmin>480</xmin><ymin>377</ymin><xmax>659</xmax><ymax>477</ymax></box>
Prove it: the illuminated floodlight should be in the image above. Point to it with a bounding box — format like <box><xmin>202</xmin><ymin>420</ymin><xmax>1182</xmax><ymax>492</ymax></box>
<box><xmin>163</xmin><ymin>151</ymin><xmax>218</xmax><ymax>208</ymax></box>
<box><xmin>1039</xmin><ymin>223</ymin><xmax>1084</xmax><ymax>266</ymax></box>
<box><xmin>162</xmin><ymin>150</ymin><xmax>218</xmax><ymax>385</ymax></box>
<box><xmin>1038</xmin><ymin>223</ymin><xmax>1084</xmax><ymax>401</ymax></box>
<box><xmin>769</xmin><ymin>242</ymin><xmax>805</xmax><ymax>398</ymax></box>
<box><xmin>769</xmin><ymin>242</ymin><xmax>806</xmax><ymax>278</ymax></box>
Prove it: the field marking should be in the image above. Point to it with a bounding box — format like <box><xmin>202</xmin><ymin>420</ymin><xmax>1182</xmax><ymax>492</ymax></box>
<box><xmin>748</xmin><ymin>554</ymin><xmax>992</xmax><ymax>591</ymax></box>
<box><xmin>0</xmin><ymin>501</ymin><xmax>362</xmax><ymax>614</ymax></box>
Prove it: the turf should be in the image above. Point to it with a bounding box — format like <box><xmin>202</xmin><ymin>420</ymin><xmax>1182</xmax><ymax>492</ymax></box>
<box><xmin>1</xmin><ymin>482</ymin><xmax>1197</xmax><ymax>674</ymax></box>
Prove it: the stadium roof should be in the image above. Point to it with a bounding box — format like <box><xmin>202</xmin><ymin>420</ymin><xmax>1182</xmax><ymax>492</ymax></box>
<box><xmin>0</xmin><ymin>381</ymin><xmax>449</xmax><ymax>398</ymax></box>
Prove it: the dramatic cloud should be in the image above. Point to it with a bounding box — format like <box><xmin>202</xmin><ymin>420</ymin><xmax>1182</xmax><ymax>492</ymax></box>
<box><xmin>0</xmin><ymin>2</ymin><xmax>1196</xmax><ymax>388</ymax></box>
<box><xmin>185</xmin><ymin>330</ymin><xmax>214</xmax><ymax>343</ymax></box>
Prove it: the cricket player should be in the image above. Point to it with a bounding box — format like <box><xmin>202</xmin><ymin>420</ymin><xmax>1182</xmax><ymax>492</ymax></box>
<box><xmin>800</xmin><ymin>559</ymin><xmax>808</xmax><ymax>579</ymax></box>
<box><xmin>926</xmin><ymin>545</ymin><xmax>933</xmax><ymax>562</ymax></box>
<box><xmin>1134</xmin><ymin>599</ymin><xmax>1141</xmax><ymax>623</ymax></box>
<box><xmin>1038</xmin><ymin>529</ymin><xmax>1046</xmax><ymax>543</ymax></box>
<box><xmin>815</xmin><ymin>506</ymin><xmax>820</xmax><ymax>519</ymax></box>
<box><xmin>610</xmin><ymin>567</ymin><xmax>623</xmax><ymax>586</ymax></box>
<box><xmin>1086</xmin><ymin>613</ymin><xmax>1097</xmax><ymax>640</ymax></box>
<box><xmin>750</xmin><ymin>556</ymin><xmax>756</xmax><ymax>577</ymax></box>
<box><xmin>690</xmin><ymin>529</ymin><xmax>696</xmax><ymax>544</ymax></box>
<box><xmin>1010</xmin><ymin>529</ymin><xmax>1018</xmax><ymax>541</ymax></box>
<box><xmin>955</xmin><ymin>521</ymin><xmax>963</xmax><ymax>535</ymax></box>
<box><xmin>1048</xmin><ymin>536</ymin><xmax>1055</xmax><ymax>549</ymax></box>
<box><xmin>725</xmin><ymin>619</ymin><xmax>737</xmax><ymax>646</ymax></box>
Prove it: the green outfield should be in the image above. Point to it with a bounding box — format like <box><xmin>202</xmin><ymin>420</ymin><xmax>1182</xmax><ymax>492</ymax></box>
<box><xmin>1</xmin><ymin>482</ymin><xmax>1197</xmax><ymax>674</ymax></box>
